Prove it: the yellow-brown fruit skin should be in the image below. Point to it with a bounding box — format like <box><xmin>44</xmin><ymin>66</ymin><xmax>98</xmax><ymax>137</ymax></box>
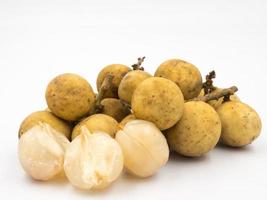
<box><xmin>166</xmin><ymin>101</ymin><xmax>221</xmax><ymax>157</ymax></box>
<box><xmin>131</xmin><ymin>77</ymin><xmax>184</xmax><ymax>130</ymax></box>
<box><xmin>198</xmin><ymin>88</ymin><xmax>240</xmax><ymax>109</ymax></box>
<box><xmin>46</xmin><ymin>73</ymin><xmax>95</xmax><ymax>121</ymax></box>
<box><xmin>155</xmin><ymin>59</ymin><xmax>202</xmax><ymax>100</ymax></box>
<box><xmin>118</xmin><ymin>70</ymin><xmax>152</xmax><ymax>104</ymax></box>
<box><xmin>96</xmin><ymin>64</ymin><xmax>131</xmax><ymax>98</ymax></box>
<box><xmin>19</xmin><ymin>111</ymin><xmax>71</xmax><ymax>139</ymax></box>
<box><xmin>119</xmin><ymin>114</ymin><xmax>136</xmax><ymax>128</ymax></box>
<box><xmin>216</xmin><ymin>101</ymin><xmax>262</xmax><ymax>147</ymax></box>
<box><xmin>71</xmin><ymin>114</ymin><xmax>118</xmax><ymax>140</ymax></box>
<box><xmin>100</xmin><ymin>98</ymin><xmax>131</xmax><ymax>122</ymax></box>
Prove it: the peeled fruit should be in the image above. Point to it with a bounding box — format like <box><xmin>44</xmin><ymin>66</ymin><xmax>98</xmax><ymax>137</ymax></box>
<box><xmin>100</xmin><ymin>98</ymin><xmax>131</xmax><ymax>122</ymax></box>
<box><xmin>118</xmin><ymin>70</ymin><xmax>152</xmax><ymax>104</ymax></box>
<box><xmin>217</xmin><ymin>101</ymin><xmax>261</xmax><ymax>147</ymax></box>
<box><xmin>199</xmin><ymin>88</ymin><xmax>240</xmax><ymax>109</ymax></box>
<box><xmin>18</xmin><ymin>111</ymin><xmax>71</xmax><ymax>139</ymax></box>
<box><xmin>46</xmin><ymin>73</ymin><xmax>95</xmax><ymax>121</ymax></box>
<box><xmin>166</xmin><ymin>101</ymin><xmax>221</xmax><ymax>157</ymax></box>
<box><xmin>155</xmin><ymin>59</ymin><xmax>202</xmax><ymax>100</ymax></box>
<box><xmin>119</xmin><ymin>114</ymin><xmax>136</xmax><ymax>128</ymax></box>
<box><xmin>64</xmin><ymin>129</ymin><xmax>123</xmax><ymax>190</ymax></box>
<box><xmin>71</xmin><ymin>114</ymin><xmax>118</xmax><ymax>140</ymax></box>
<box><xmin>116</xmin><ymin>120</ymin><xmax>169</xmax><ymax>177</ymax></box>
<box><xmin>96</xmin><ymin>64</ymin><xmax>131</xmax><ymax>98</ymax></box>
<box><xmin>18</xmin><ymin>123</ymin><xmax>70</xmax><ymax>181</ymax></box>
<box><xmin>131</xmin><ymin>77</ymin><xmax>184</xmax><ymax>130</ymax></box>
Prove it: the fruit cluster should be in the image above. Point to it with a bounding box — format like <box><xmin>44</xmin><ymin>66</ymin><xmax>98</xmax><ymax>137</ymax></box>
<box><xmin>18</xmin><ymin>58</ymin><xmax>262</xmax><ymax>190</ymax></box>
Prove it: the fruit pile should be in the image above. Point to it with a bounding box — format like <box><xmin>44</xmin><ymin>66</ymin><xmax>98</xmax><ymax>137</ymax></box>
<box><xmin>18</xmin><ymin>58</ymin><xmax>262</xmax><ymax>190</ymax></box>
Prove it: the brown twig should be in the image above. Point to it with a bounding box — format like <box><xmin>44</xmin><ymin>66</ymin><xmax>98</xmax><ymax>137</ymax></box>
<box><xmin>192</xmin><ymin>86</ymin><xmax>238</xmax><ymax>102</ymax></box>
<box><xmin>92</xmin><ymin>74</ymin><xmax>114</xmax><ymax>113</ymax></box>
<box><xmin>132</xmin><ymin>57</ymin><xmax>145</xmax><ymax>70</ymax></box>
<box><xmin>203</xmin><ymin>70</ymin><xmax>216</xmax><ymax>95</ymax></box>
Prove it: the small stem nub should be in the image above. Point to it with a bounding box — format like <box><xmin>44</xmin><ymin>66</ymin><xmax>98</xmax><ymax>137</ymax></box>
<box><xmin>132</xmin><ymin>57</ymin><xmax>145</xmax><ymax>70</ymax></box>
<box><xmin>203</xmin><ymin>70</ymin><xmax>216</xmax><ymax>95</ymax></box>
<box><xmin>192</xmin><ymin>86</ymin><xmax>238</xmax><ymax>102</ymax></box>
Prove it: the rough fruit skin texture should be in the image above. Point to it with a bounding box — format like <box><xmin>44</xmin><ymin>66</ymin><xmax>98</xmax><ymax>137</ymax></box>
<box><xmin>96</xmin><ymin>64</ymin><xmax>131</xmax><ymax>98</ymax></box>
<box><xmin>116</xmin><ymin>120</ymin><xmax>169</xmax><ymax>177</ymax></box>
<box><xmin>217</xmin><ymin>101</ymin><xmax>261</xmax><ymax>147</ymax></box>
<box><xmin>46</xmin><ymin>73</ymin><xmax>95</xmax><ymax>121</ymax></box>
<box><xmin>198</xmin><ymin>88</ymin><xmax>240</xmax><ymax>109</ymax></box>
<box><xmin>118</xmin><ymin>70</ymin><xmax>152</xmax><ymax>104</ymax></box>
<box><xmin>18</xmin><ymin>123</ymin><xmax>70</xmax><ymax>181</ymax></box>
<box><xmin>155</xmin><ymin>59</ymin><xmax>202</xmax><ymax>100</ymax></box>
<box><xmin>71</xmin><ymin>114</ymin><xmax>118</xmax><ymax>140</ymax></box>
<box><xmin>64</xmin><ymin>130</ymin><xmax>123</xmax><ymax>190</ymax></box>
<box><xmin>119</xmin><ymin>114</ymin><xmax>136</xmax><ymax>128</ymax></box>
<box><xmin>166</xmin><ymin>101</ymin><xmax>221</xmax><ymax>157</ymax></box>
<box><xmin>19</xmin><ymin>111</ymin><xmax>71</xmax><ymax>139</ymax></box>
<box><xmin>100</xmin><ymin>98</ymin><xmax>131</xmax><ymax>122</ymax></box>
<box><xmin>131</xmin><ymin>77</ymin><xmax>184</xmax><ymax>130</ymax></box>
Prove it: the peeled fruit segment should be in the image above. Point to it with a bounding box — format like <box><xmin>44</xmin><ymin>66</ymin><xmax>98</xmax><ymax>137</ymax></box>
<box><xmin>131</xmin><ymin>77</ymin><xmax>184</xmax><ymax>130</ymax></box>
<box><xmin>64</xmin><ymin>128</ymin><xmax>124</xmax><ymax>190</ymax></box>
<box><xmin>155</xmin><ymin>59</ymin><xmax>202</xmax><ymax>100</ymax></box>
<box><xmin>116</xmin><ymin>120</ymin><xmax>169</xmax><ymax>177</ymax></box>
<box><xmin>217</xmin><ymin>101</ymin><xmax>261</xmax><ymax>147</ymax></box>
<box><xmin>18</xmin><ymin>123</ymin><xmax>70</xmax><ymax>181</ymax></box>
<box><xmin>166</xmin><ymin>101</ymin><xmax>221</xmax><ymax>157</ymax></box>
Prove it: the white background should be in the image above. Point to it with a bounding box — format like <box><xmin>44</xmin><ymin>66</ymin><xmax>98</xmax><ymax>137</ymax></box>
<box><xmin>0</xmin><ymin>0</ymin><xmax>266</xmax><ymax>199</ymax></box>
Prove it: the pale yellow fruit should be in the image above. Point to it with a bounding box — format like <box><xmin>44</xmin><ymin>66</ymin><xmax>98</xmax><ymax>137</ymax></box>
<box><xmin>18</xmin><ymin>123</ymin><xmax>70</xmax><ymax>181</ymax></box>
<box><xmin>166</xmin><ymin>101</ymin><xmax>221</xmax><ymax>157</ymax></box>
<box><xmin>217</xmin><ymin>101</ymin><xmax>262</xmax><ymax>147</ymax></box>
<box><xmin>18</xmin><ymin>111</ymin><xmax>71</xmax><ymax>139</ymax></box>
<box><xmin>131</xmin><ymin>77</ymin><xmax>184</xmax><ymax>130</ymax></box>
<box><xmin>198</xmin><ymin>88</ymin><xmax>240</xmax><ymax>109</ymax></box>
<box><xmin>119</xmin><ymin>114</ymin><xmax>136</xmax><ymax>128</ymax></box>
<box><xmin>71</xmin><ymin>114</ymin><xmax>118</xmax><ymax>140</ymax></box>
<box><xmin>100</xmin><ymin>98</ymin><xmax>131</xmax><ymax>122</ymax></box>
<box><xmin>64</xmin><ymin>129</ymin><xmax>123</xmax><ymax>190</ymax></box>
<box><xmin>96</xmin><ymin>64</ymin><xmax>131</xmax><ymax>98</ymax></box>
<box><xmin>46</xmin><ymin>73</ymin><xmax>95</xmax><ymax>121</ymax></box>
<box><xmin>118</xmin><ymin>70</ymin><xmax>152</xmax><ymax>104</ymax></box>
<box><xmin>155</xmin><ymin>59</ymin><xmax>202</xmax><ymax>100</ymax></box>
<box><xmin>116</xmin><ymin>120</ymin><xmax>169</xmax><ymax>177</ymax></box>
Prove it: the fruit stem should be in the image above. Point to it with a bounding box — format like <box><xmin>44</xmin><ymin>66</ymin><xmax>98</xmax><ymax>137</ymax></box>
<box><xmin>93</xmin><ymin>74</ymin><xmax>114</xmax><ymax>113</ymax></box>
<box><xmin>132</xmin><ymin>57</ymin><xmax>145</xmax><ymax>70</ymax></box>
<box><xmin>203</xmin><ymin>70</ymin><xmax>216</xmax><ymax>95</ymax></box>
<box><xmin>192</xmin><ymin>86</ymin><xmax>238</xmax><ymax>102</ymax></box>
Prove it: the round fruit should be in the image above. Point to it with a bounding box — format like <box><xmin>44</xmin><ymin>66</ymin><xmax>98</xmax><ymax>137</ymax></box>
<box><xmin>96</xmin><ymin>64</ymin><xmax>131</xmax><ymax>98</ymax></box>
<box><xmin>217</xmin><ymin>101</ymin><xmax>261</xmax><ymax>147</ymax></box>
<box><xmin>18</xmin><ymin>123</ymin><xmax>70</xmax><ymax>181</ymax></box>
<box><xmin>71</xmin><ymin>114</ymin><xmax>118</xmax><ymax>140</ymax></box>
<box><xmin>155</xmin><ymin>59</ymin><xmax>202</xmax><ymax>100</ymax></box>
<box><xmin>166</xmin><ymin>101</ymin><xmax>221</xmax><ymax>157</ymax></box>
<box><xmin>18</xmin><ymin>111</ymin><xmax>71</xmax><ymax>139</ymax></box>
<box><xmin>118</xmin><ymin>70</ymin><xmax>151</xmax><ymax>104</ymax></box>
<box><xmin>46</xmin><ymin>73</ymin><xmax>95</xmax><ymax>121</ymax></box>
<box><xmin>131</xmin><ymin>77</ymin><xmax>184</xmax><ymax>130</ymax></box>
<box><xmin>100</xmin><ymin>98</ymin><xmax>131</xmax><ymax>122</ymax></box>
<box><xmin>64</xmin><ymin>130</ymin><xmax>123</xmax><ymax>190</ymax></box>
<box><xmin>198</xmin><ymin>88</ymin><xmax>240</xmax><ymax>109</ymax></box>
<box><xmin>116</xmin><ymin>120</ymin><xmax>169</xmax><ymax>177</ymax></box>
